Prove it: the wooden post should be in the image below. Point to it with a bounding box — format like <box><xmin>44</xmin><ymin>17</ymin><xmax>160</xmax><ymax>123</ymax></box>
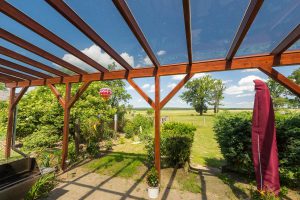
<box><xmin>5</xmin><ymin>87</ymin><xmax>15</xmax><ymax>158</ymax></box>
<box><xmin>154</xmin><ymin>74</ymin><xmax>161</xmax><ymax>179</ymax></box>
<box><xmin>61</xmin><ymin>83</ymin><xmax>71</xmax><ymax>170</ymax></box>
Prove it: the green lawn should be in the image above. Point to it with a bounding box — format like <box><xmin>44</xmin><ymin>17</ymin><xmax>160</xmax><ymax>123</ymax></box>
<box><xmin>133</xmin><ymin>109</ymin><xmax>225</xmax><ymax>168</ymax></box>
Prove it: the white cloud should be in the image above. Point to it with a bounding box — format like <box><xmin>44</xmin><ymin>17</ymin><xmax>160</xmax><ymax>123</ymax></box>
<box><xmin>142</xmin><ymin>83</ymin><xmax>150</xmax><ymax>89</ymax></box>
<box><xmin>167</xmin><ymin>83</ymin><xmax>177</xmax><ymax>89</ymax></box>
<box><xmin>157</xmin><ymin>50</ymin><xmax>166</xmax><ymax>56</ymax></box>
<box><xmin>171</xmin><ymin>73</ymin><xmax>207</xmax><ymax>80</ymax></box>
<box><xmin>242</xmin><ymin>69</ymin><xmax>259</xmax><ymax>72</ymax></box>
<box><xmin>223</xmin><ymin>80</ymin><xmax>233</xmax><ymax>84</ymax></box>
<box><xmin>62</xmin><ymin>44</ymin><xmax>135</xmax><ymax>72</ymax></box>
<box><xmin>149</xmin><ymin>84</ymin><xmax>155</xmax><ymax>93</ymax></box>
<box><xmin>126</xmin><ymin>85</ymin><xmax>134</xmax><ymax>90</ymax></box>
<box><xmin>225</xmin><ymin>75</ymin><xmax>266</xmax><ymax>95</ymax></box>
<box><xmin>236</xmin><ymin>93</ymin><xmax>254</xmax><ymax>97</ymax></box>
<box><xmin>144</xmin><ymin>56</ymin><xmax>152</xmax><ymax>65</ymax></box>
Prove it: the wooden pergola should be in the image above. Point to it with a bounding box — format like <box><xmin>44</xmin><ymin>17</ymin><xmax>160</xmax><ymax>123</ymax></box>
<box><xmin>1</xmin><ymin>0</ymin><xmax>300</xmax><ymax>178</ymax></box>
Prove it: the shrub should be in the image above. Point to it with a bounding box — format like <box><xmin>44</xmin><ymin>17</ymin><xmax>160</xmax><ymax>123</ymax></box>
<box><xmin>25</xmin><ymin>173</ymin><xmax>56</xmax><ymax>200</ymax></box>
<box><xmin>86</xmin><ymin>138</ymin><xmax>99</xmax><ymax>158</ymax></box>
<box><xmin>68</xmin><ymin>141</ymin><xmax>78</xmax><ymax>164</ymax></box>
<box><xmin>146</xmin><ymin>167</ymin><xmax>159</xmax><ymax>187</ymax></box>
<box><xmin>124</xmin><ymin>114</ymin><xmax>153</xmax><ymax>139</ymax></box>
<box><xmin>22</xmin><ymin>126</ymin><xmax>61</xmax><ymax>149</ymax></box>
<box><xmin>213</xmin><ymin>111</ymin><xmax>300</xmax><ymax>187</ymax></box>
<box><xmin>146</xmin><ymin>122</ymin><xmax>196</xmax><ymax>167</ymax></box>
<box><xmin>105</xmin><ymin>139</ymin><xmax>113</xmax><ymax>151</ymax></box>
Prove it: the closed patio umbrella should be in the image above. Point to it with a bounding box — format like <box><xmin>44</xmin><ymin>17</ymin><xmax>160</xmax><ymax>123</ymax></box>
<box><xmin>251</xmin><ymin>80</ymin><xmax>280</xmax><ymax>195</ymax></box>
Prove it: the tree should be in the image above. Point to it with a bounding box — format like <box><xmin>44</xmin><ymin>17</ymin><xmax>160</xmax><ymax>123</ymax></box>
<box><xmin>0</xmin><ymin>83</ymin><xmax>5</xmax><ymax>91</ymax></box>
<box><xmin>181</xmin><ymin>75</ymin><xmax>214</xmax><ymax>115</ymax></box>
<box><xmin>267</xmin><ymin>67</ymin><xmax>300</xmax><ymax>108</ymax></box>
<box><xmin>210</xmin><ymin>79</ymin><xmax>226</xmax><ymax>113</ymax></box>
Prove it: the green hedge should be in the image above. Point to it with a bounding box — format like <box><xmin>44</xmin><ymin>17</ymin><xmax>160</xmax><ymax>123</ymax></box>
<box><xmin>146</xmin><ymin>122</ymin><xmax>196</xmax><ymax>167</ymax></box>
<box><xmin>213</xmin><ymin>111</ymin><xmax>300</xmax><ymax>187</ymax></box>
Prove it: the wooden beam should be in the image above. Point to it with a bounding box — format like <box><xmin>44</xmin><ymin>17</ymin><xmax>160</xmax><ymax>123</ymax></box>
<box><xmin>259</xmin><ymin>66</ymin><xmax>300</xmax><ymax>97</ymax></box>
<box><xmin>11</xmin><ymin>86</ymin><xmax>28</xmax><ymax>109</ymax></box>
<box><xmin>182</xmin><ymin>0</ymin><xmax>192</xmax><ymax>65</ymax></box>
<box><xmin>68</xmin><ymin>81</ymin><xmax>91</xmax><ymax>108</ymax></box>
<box><xmin>5</xmin><ymin>51</ymin><xmax>300</xmax><ymax>88</ymax></box>
<box><xmin>271</xmin><ymin>24</ymin><xmax>300</xmax><ymax>55</ymax></box>
<box><xmin>0</xmin><ymin>72</ymin><xmax>23</xmax><ymax>82</ymax></box>
<box><xmin>127</xmin><ymin>78</ymin><xmax>155</xmax><ymax>109</ymax></box>
<box><xmin>48</xmin><ymin>84</ymin><xmax>65</xmax><ymax>107</ymax></box>
<box><xmin>113</xmin><ymin>0</ymin><xmax>160</xmax><ymax>68</ymax></box>
<box><xmin>61</xmin><ymin>83</ymin><xmax>71</xmax><ymax>170</ymax></box>
<box><xmin>0</xmin><ymin>58</ymin><xmax>51</xmax><ymax>79</ymax></box>
<box><xmin>154</xmin><ymin>74</ymin><xmax>161</xmax><ymax>180</ymax></box>
<box><xmin>0</xmin><ymin>46</ymin><xmax>68</xmax><ymax>77</ymax></box>
<box><xmin>160</xmin><ymin>73</ymin><xmax>194</xmax><ymax>108</ymax></box>
<box><xmin>46</xmin><ymin>0</ymin><xmax>132</xmax><ymax>71</ymax></box>
<box><xmin>5</xmin><ymin>87</ymin><xmax>15</xmax><ymax>158</ymax></box>
<box><xmin>226</xmin><ymin>0</ymin><xmax>264</xmax><ymax>60</ymax></box>
<box><xmin>0</xmin><ymin>1</ymin><xmax>108</xmax><ymax>73</ymax></box>
<box><xmin>0</xmin><ymin>29</ymin><xmax>88</xmax><ymax>75</ymax></box>
<box><xmin>5</xmin><ymin>86</ymin><xmax>28</xmax><ymax>158</ymax></box>
<box><xmin>0</xmin><ymin>66</ymin><xmax>36</xmax><ymax>80</ymax></box>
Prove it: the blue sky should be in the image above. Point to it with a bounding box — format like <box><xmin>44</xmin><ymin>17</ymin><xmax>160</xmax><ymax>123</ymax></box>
<box><xmin>1</xmin><ymin>0</ymin><xmax>299</xmax><ymax>108</ymax></box>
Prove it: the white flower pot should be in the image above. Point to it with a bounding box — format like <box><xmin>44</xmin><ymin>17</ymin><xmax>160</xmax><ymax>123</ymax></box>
<box><xmin>148</xmin><ymin>186</ymin><xmax>159</xmax><ymax>199</ymax></box>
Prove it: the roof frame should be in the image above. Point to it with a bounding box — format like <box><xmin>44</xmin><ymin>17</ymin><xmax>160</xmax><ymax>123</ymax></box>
<box><xmin>0</xmin><ymin>65</ymin><xmax>36</xmax><ymax>80</ymax></box>
<box><xmin>113</xmin><ymin>0</ymin><xmax>160</xmax><ymax>68</ymax></box>
<box><xmin>226</xmin><ymin>0</ymin><xmax>264</xmax><ymax>60</ymax></box>
<box><xmin>182</xmin><ymin>0</ymin><xmax>192</xmax><ymax>65</ymax></box>
<box><xmin>0</xmin><ymin>29</ymin><xmax>88</xmax><ymax>75</ymax></box>
<box><xmin>0</xmin><ymin>1</ymin><xmax>108</xmax><ymax>73</ymax></box>
<box><xmin>46</xmin><ymin>0</ymin><xmax>133</xmax><ymax>71</ymax></box>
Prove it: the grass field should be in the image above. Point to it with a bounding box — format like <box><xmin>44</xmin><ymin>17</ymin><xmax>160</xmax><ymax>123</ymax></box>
<box><xmin>133</xmin><ymin>109</ymin><xmax>226</xmax><ymax>168</ymax></box>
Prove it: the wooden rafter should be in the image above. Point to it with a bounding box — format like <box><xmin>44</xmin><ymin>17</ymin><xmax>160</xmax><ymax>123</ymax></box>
<box><xmin>0</xmin><ymin>66</ymin><xmax>36</xmax><ymax>80</ymax></box>
<box><xmin>113</xmin><ymin>0</ymin><xmax>160</xmax><ymax>68</ymax></box>
<box><xmin>68</xmin><ymin>81</ymin><xmax>92</xmax><ymax>108</ymax></box>
<box><xmin>226</xmin><ymin>0</ymin><xmax>264</xmax><ymax>60</ymax></box>
<box><xmin>11</xmin><ymin>86</ymin><xmax>28</xmax><ymax>109</ymax></box>
<box><xmin>0</xmin><ymin>29</ymin><xmax>88</xmax><ymax>75</ymax></box>
<box><xmin>0</xmin><ymin>72</ymin><xmax>23</xmax><ymax>82</ymax></box>
<box><xmin>0</xmin><ymin>1</ymin><xmax>108</xmax><ymax>73</ymax></box>
<box><xmin>48</xmin><ymin>84</ymin><xmax>65</xmax><ymax>107</ymax></box>
<box><xmin>5</xmin><ymin>51</ymin><xmax>300</xmax><ymax>88</ymax></box>
<box><xmin>127</xmin><ymin>78</ymin><xmax>155</xmax><ymax>109</ymax></box>
<box><xmin>259</xmin><ymin>66</ymin><xmax>300</xmax><ymax>97</ymax></box>
<box><xmin>0</xmin><ymin>58</ymin><xmax>51</xmax><ymax>79</ymax></box>
<box><xmin>0</xmin><ymin>46</ymin><xmax>68</xmax><ymax>77</ymax></box>
<box><xmin>46</xmin><ymin>0</ymin><xmax>133</xmax><ymax>71</ymax></box>
<box><xmin>182</xmin><ymin>0</ymin><xmax>192</xmax><ymax>65</ymax></box>
<box><xmin>160</xmin><ymin>73</ymin><xmax>194</xmax><ymax>108</ymax></box>
<box><xmin>271</xmin><ymin>24</ymin><xmax>300</xmax><ymax>55</ymax></box>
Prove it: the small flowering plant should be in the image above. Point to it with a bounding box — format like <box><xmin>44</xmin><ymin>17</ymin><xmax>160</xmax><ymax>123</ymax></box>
<box><xmin>146</xmin><ymin>167</ymin><xmax>159</xmax><ymax>187</ymax></box>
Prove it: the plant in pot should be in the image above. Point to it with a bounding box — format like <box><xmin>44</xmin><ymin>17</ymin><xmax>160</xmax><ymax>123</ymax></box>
<box><xmin>146</xmin><ymin>167</ymin><xmax>159</xmax><ymax>199</ymax></box>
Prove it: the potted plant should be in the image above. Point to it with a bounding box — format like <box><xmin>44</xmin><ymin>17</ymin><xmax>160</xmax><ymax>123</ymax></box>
<box><xmin>146</xmin><ymin>167</ymin><xmax>159</xmax><ymax>199</ymax></box>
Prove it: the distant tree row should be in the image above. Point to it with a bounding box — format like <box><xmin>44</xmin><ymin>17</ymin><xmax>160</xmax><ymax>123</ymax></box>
<box><xmin>180</xmin><ymin>75</ymin><xmax>225</xmax><ymax>115</ymax></box>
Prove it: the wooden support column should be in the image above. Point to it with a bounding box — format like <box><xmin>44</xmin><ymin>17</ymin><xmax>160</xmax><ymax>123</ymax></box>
<box><xmin>48</xmin><ymin>82</ymin><xmax>91</xmax><ymax>170</ymax></box>
<box><xmin>5</xmin><ymin>86</ymin><xmax>28</xmax><ymax>158</ymax></box>
<box><xmin>154</xmin><ymin>74</ymin><xmax>161</xmax><ymax>179</ymax></box>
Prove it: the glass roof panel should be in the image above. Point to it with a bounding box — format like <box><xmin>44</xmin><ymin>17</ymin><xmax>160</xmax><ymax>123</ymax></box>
<box><xmin>237</xmin><ymin>0</ymin><xmax>300</xmax><ymax>56</ymax></box>
<box><xmin>0</xmin><ymin>39</ymin><xmax>75</xmax><ymax>75</ymax></box>
<box><xmin>65</xmin><ymin>0</ymin><xmax>152</xmax><ymax>69</ymax></box>
<box><xmin>6</xmin><ymin>0</ymin><xmax>123</xmax><ymax>71</ymax></box>
<box><xmin>288</xmin><ymin>40</ymin><xmax>300</xmax><ymax>51</ymax></box>
<box><xmin>191</xmin><ymin>0</ymin><xmax>249</xmax><ymax>61</ymax></box>
<box><xmin>126</xmin><ymin>0</ymin><xmax>187</xmax><ymax>65</ymax></box>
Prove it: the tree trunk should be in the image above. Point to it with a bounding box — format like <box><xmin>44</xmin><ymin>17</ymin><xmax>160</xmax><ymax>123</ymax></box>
<box><xmin>214</xmin><ymin>105</ymin><xmax>217</xmax><ymax>113</ymax></box>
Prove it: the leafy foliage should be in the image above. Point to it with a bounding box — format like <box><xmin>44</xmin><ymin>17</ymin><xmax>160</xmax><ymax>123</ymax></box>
<box><xmin>181</xmin><ymin>75</ymin><xmax>225</xmax><ymax>115</ymax></box>
<box><xmin>213</xmin><ymin>112</ymin><xmax>300</xmax><ymax>187</ymax></box>
<box><xmin>146</xmin><ymin>122</ymin><xmax>196</xmax><ymax>167</ymax></box>
<box><xmin>146</xmin><ymin>167</ymin><xmax>159</xmax><ymax>187</ymax></box>
<box><xmin>124</xmin><ymin>114</ymin><xmax>153</xmax><ymax>139</ymax></box>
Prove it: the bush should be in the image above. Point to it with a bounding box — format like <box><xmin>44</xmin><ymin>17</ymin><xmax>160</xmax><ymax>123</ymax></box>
<box><xmin>86</xmin><ymin>138</ymin><xmax>99</xmax><ymax>158</ymax></box>
<box><xmin>25</xmin><ymin>173</ymin><xmax>56</xmax><ymax>200</ymax></box>
<box><xmin>146</xmin><ymin>122</ymin><xmax>196</xmax><ymax>167</ymax></box>
<box><xmin>124</xmin><ymin>114</ymin><xmax>153</xmax><ymax>139</ymax></box>
<box><xmin>22</xmin><ymin>126</ymin><xmax>61</xmax><ymax>149</ymax></box>
<box><xmin>213</xmin><ymin>111</ymin><xmax>300</xmax><ymax>187</ymax></box>
<box><xmin>68</xmin><ymin>141</ymin><xmax>78</xmax><ymax>164</ymax></box>
<box><xmin>146</xmin><ymin>167</ymin><xmax>159</xmax><ymax>187</ymax></box>
<box><xmin>105</xmin><ymin>139</ymin><xmax>113</xmax><ymax>151</ymax></box>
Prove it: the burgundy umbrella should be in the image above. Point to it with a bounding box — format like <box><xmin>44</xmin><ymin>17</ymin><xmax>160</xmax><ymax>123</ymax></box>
<box><xmin>251</xmin><ymin>80</ymin><xmax>280</xmax><ymax>195</ymax></box>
